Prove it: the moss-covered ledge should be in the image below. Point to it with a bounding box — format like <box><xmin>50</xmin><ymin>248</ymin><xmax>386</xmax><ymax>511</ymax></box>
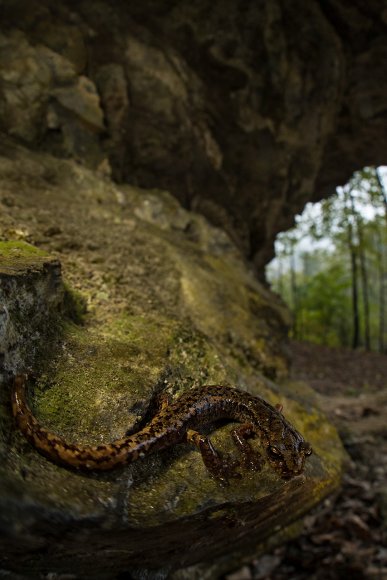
<box><xmin>0</xmin><ymin>144</ymin><xmax>345</xmax><ymax>579</ymax></box>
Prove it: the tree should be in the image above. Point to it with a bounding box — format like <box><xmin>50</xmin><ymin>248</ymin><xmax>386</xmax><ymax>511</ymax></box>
<box><xmin>267</xmin><ymin>167</ymin><xmax>387</xmax><ymax>352</ymax></box>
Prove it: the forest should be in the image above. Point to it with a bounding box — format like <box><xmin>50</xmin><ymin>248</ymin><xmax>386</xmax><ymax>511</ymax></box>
<box><xmin>268</xmin><ymin>167</ymin><xmax>387</xmax><ymax>353</ymax></box>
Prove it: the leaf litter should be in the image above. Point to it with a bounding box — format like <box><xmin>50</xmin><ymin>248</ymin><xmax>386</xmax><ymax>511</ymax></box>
<box><xmin>225</xmin><ymin>341</ymin><xmax>387</xmax><ymax>580</ymax></box>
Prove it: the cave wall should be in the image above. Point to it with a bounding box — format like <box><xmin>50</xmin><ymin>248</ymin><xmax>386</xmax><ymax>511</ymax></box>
<box><xmin>1</xmin><ymin>0</ymin><xmax>386</xmax><ymax>274</ymax></box>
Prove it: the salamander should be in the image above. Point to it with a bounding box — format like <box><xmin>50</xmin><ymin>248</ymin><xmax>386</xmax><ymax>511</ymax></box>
<box><xmin>11</xmin><ymin>374</ymin><xmax>312</xmax><ymax>481</ymax></box>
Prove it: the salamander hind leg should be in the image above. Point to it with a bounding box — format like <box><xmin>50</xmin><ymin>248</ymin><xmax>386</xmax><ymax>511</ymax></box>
<box><xmin>231</xmin><ymin>423</ymin><xmax>263</xmax><ymax>472</ymax></box>
<box><xmin>186</xmin><ymin>429</ymin><xmax>241</xmax><ymax>486</ymax></box>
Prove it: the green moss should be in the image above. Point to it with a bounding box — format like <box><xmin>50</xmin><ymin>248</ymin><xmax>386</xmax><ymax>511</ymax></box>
<box><xmin>33</xmin><ymin>314</ymin><xmax>181</xmax><ymax>441</ymax></box>
<box><xmin>0</xmin><ymin>240</ymin><xmax>49</xmax><ymax>257</ymax></box>
<box><xmin>0</xmin><ymin>240</ymin><xmax>55</xmax><ymax>277</ymax></box>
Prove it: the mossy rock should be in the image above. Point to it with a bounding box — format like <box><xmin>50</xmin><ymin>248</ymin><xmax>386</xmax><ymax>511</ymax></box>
<box><xmin>0</xmin><ymin>143</ymin><xmax>344</xmax><ymax>579</ymax></box>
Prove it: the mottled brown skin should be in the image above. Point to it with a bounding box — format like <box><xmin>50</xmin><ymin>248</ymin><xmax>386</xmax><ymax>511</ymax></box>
<box><xmin>11</xmin><ymin>374</ymin><xmax>312</xmax><ymax>480</ymax></box>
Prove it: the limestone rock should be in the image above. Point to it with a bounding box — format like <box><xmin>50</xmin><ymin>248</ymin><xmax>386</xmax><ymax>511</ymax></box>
<box><xmin>0</xmin><ymin>28</ymin><xmax>105</xmax><ymax>168</ymax></box>
<box><xmin>2</xmin><ymin>0</ymin><xmax>386</xmax><ymax>273</ymax></box>
<box><xmin>0</xmin><ymin>140</ymin><xmax>344</xmax><ymax>578</ymax></box>
<box><xmin>0</xmin><ymin>30</ymin><xmax>76</xmax><ymax>142</ymax></box>
<box><xmin>0</xmin><ymin>242</ymin><xmax>63</xmax><ymax>373</ymax></box>
<box><xmin>51</xmin><ymin>76</ymin><xmax>105</xmax><ymax>133</ymax></box>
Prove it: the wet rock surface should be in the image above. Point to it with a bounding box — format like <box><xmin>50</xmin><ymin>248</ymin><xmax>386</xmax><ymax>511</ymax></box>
<box><xmin>0</xmin><ymin>141</ymin><xmax>343</xmax><ymax>578</ymax></box>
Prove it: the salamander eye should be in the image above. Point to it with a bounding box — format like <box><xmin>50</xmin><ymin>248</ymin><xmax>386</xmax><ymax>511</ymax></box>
<box><xmin>300</xmin><ymin>442</ymin><xmax>313</xmax><ymax>456</ymax></box>
<box><xmin>268</xmin><ymin>446</ymin><xmax>282</xmax><ymax>460</ymax></box>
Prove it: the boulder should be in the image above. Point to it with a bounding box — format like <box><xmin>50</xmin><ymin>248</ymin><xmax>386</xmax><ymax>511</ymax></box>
<box><xmin>0</xmin><ymin>141</ymin><xmax>343</xmax><ymax>578</ymax></box>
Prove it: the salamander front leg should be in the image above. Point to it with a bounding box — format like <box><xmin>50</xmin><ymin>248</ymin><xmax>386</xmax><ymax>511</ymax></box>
<box><xmin>126</xmin><ymin>391</ymin><xmax>172</xmax><ymax>436</ymax></box>
<box><xmin>185</xmin><ymin>429</ymin><xmax>241</xmax><ymax>485</ymax></box>
<box><xmin>231</xmin><ymin>423</ymin><xmax>263</xmax><ymax>472</ymax></box>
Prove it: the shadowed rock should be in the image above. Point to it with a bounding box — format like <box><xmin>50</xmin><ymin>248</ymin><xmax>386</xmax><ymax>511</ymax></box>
<box><xmin>0</xmin><ymin>0</ymin><xmax>386</xmax><ymax>274</ymax></box>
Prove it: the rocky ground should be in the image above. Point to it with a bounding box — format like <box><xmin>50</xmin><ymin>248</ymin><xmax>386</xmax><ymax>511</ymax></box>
<box><xmin>225</xmin><ymin>340</ymin><xmax>387</xmax><ymax>580</ymax></box>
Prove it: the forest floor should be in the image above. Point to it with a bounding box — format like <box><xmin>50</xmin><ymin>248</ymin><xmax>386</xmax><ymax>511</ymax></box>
<box><xmin>226</xmin><ymin>340</ymin><xmax>387</xmax><ymax>580</ymax></box>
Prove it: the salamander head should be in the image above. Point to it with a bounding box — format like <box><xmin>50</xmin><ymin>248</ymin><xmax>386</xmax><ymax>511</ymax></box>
<box><xmin>265</xmin><ymin>419</ymin><xmax>313</xmax><ymax>479</ymax></box>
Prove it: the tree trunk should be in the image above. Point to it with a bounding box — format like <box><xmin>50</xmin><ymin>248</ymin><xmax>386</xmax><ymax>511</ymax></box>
<box><xmin>355</xmin><ymin>215</ymin><xmax>371</xmax><ymax>350</ymax></box>
<box><xmin>375</xmin><ymin>227</ymin><xmax>385</xmax><ymax>353</ymax></box>
<box><xmin>375</xmin><ymin>169</ymin><xmax>387</xmax><ymax>352</ymax></box>
<box><xmin>346</xmin><ymin>190</ymin><xmax>360</xmax><ymax>349</ymax></box>
<box><xmin>277</xmin><ymin>257</ymin><xmax>284</xmax><ymax>297</ymax></box>
<box><xmin>376</xmin><ymin>169</ymin><xmax>387</xmax><ymax>224</ymax></box>
<box><xmin>290</xmin><ymin>248</ymin><xmax>298</xmax><ymax>338</ymax></box>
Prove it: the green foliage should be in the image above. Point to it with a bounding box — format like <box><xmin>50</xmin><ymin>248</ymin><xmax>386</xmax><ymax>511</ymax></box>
<box><xmin>295</xmin><ymin>261</ymin><xmax>352</xmax><ymax>346</ymax></box>
<box><xmin>268</xmin><ymin>167</ymin><xmax>387</xmax><ymax>351</ymax></box>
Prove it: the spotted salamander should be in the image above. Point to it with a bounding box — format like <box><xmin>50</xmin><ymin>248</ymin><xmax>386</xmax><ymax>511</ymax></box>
<box><xmin>12</xmin><ymin>374</ymin><xmax>312</xmax><ymax>481</ymax></box>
